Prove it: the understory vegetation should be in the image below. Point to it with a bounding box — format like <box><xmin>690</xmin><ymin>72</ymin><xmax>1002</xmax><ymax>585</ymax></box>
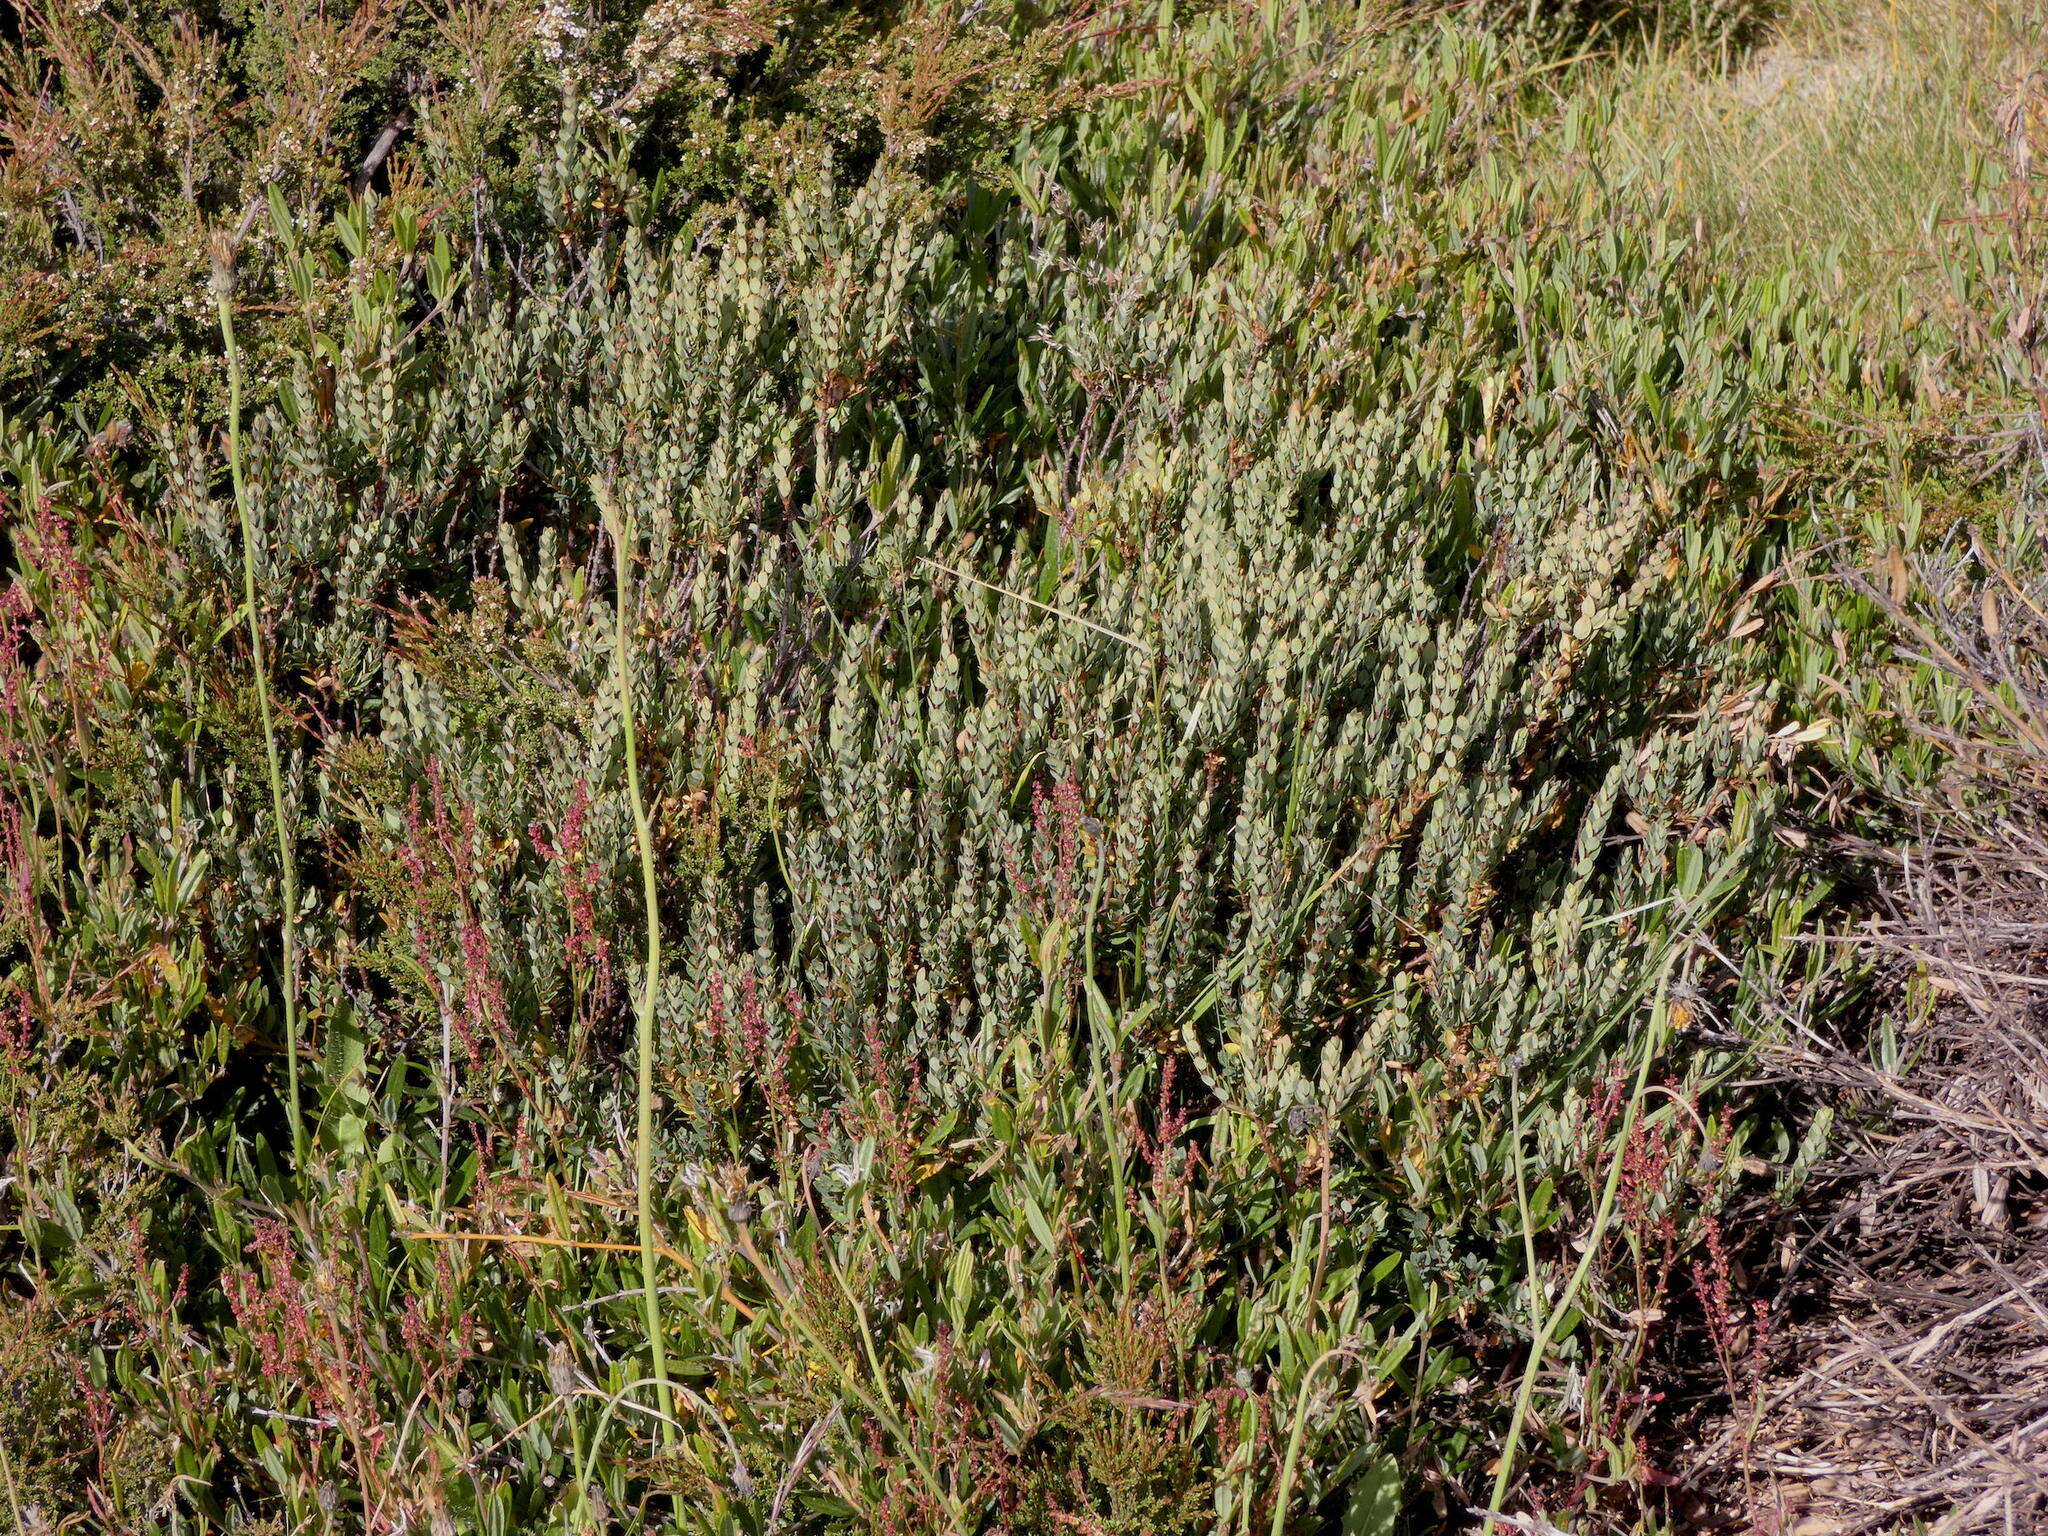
<box><xmin>1</xmin><ymin>0</ymin><xmax>2043</xmax><ymax>1531</ymax></box>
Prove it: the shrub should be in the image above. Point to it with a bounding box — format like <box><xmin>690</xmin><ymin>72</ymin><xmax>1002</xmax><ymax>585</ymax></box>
<box><xmin>1</xmin><ymin>0</ymin><xmax>1964</xmax><ymax>1531</ymax></box>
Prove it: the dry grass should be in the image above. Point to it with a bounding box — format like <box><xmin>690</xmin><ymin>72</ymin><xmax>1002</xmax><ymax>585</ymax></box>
<box><xmin>1634</xmin><ymin>48</ymin><xmax>2048</xmax><ymax>1529</ymax></box>
<box><xmin>1682</xmin><ymin>436</ymin><xmax>2048</xmax><ymax>1533</ymax></box>
<box><xmin>1596</xmin><ymin>0</ymin><xmax>2041</xmax><ymax>290</ymax></box>
<box><xmin>1714</xmin><ymin>954</ymin><xmax>2048</xmax><ymax>1532</ymax></box>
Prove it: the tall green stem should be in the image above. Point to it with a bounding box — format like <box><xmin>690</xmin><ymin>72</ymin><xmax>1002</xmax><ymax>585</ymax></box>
<box><xmin>610</xmin><ymin>508</ymin><xmax>675</xmax><ymax>1443</ymax></box>
<box><xmin>218</xmin><ymin>286</ymin><xmax>304</xmax><ymax>1164</ymax></box>
<box><xmin>1486</xmin><ymin>982</ymin><xmax>1674</xmax><ymax>1519</ymax></box>
<box><xmin>1269</xmin><ymin>1345</ymin><xmax>1357</xmax><ymax>1536</ymax></box>
<box><xmin>1</xmin><ymin>1425</ymin><xmax>26</xmax><ymax>1536</ymax></box>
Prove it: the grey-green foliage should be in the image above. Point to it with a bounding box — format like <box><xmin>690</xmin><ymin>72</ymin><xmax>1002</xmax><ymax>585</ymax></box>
<box><xmin>0</xmin><ymin>6</ymin><xmax>1851</xmax><ymax>1531</ymax></box>
<box><xmin>330</xmin><ymin>20</ymin><xmax>1787</xmax><ymax>1141</ymax></box>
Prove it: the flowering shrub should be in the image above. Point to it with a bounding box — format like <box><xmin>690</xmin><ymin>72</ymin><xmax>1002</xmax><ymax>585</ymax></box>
<box><xmin>3</xmin><ymin>0</ymin><xmax>2031</xmax><ymax>1531</ymax></box>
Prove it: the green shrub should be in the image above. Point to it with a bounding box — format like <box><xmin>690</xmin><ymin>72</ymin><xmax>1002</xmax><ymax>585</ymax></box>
<box><xmin>0</xmin><ymin>0</ymin><xmax>1094</xmax><ymax>423</ymax></box>
<box><xmin>4</xmin><ymin>0</ymin><xmax>1980</xmax><ymax>1531</ymax></box>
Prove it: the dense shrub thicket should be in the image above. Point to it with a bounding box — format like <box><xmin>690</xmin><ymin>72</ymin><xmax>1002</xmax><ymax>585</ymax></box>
<box><xmin>2</xmin><ymin>0</ymin><xmax>2042</xmax><ymax>1531</ymax></box>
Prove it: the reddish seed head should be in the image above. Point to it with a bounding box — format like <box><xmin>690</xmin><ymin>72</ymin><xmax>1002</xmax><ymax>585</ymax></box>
<box><xmin>0</xmin><ymin>581</ymin><xmax>30</xmax><ymax>756</ymax></box>
<box><xmin>535</xmin><ymin>780</ymin><xmax>611</xmax><ymax>1008</ymax></box>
